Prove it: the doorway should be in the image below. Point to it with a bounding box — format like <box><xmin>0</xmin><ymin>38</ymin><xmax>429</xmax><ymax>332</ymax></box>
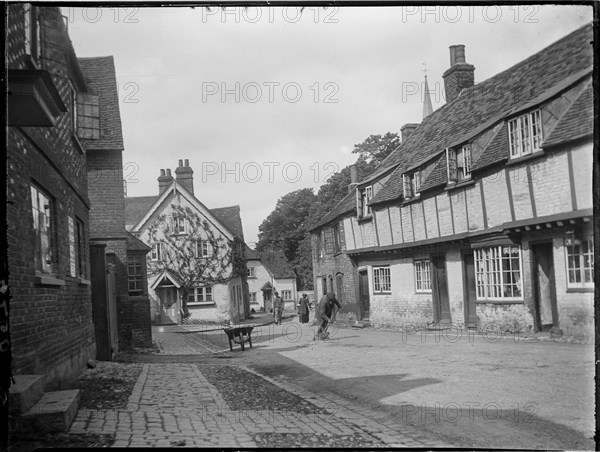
<box><xmin>358</xmin><ymin>270</ymin><xmax>370</xmax><ymax>320</ymax></box>
<box><xmin>463</xmin><ymin>252</ymin><xmax>479</xmax><ymax>326</ymax></box>
<box><xmin>532</xmin><ymin>243</ymin><xmax>558</xmax><ymax>331</ymax></box>
<box><xmin>156</xmin><ymin>286</ymin><xmax>178</xmax><ymax>324</ymax></box>
<box><xmin>431</xmin><ymin>256</ymin><xmax>452</xmax><ymax>323</ymax></box>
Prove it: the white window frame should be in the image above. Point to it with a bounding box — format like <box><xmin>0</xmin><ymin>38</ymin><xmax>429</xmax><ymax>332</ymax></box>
<box><xmin>447</xmin><ymin>145</ymin><xmax>472</xmax><ymax>183</ymax></box>
<box><xmin>358</xmin><ymin>186</ymin><xmax>373</xmax><ymax>217</ymax></box>
<box><xmin>150</xmin><ymin>242</ymin><xmax>162</xmax><ymax>261</ymax></box>
<box><xmin>403</xmin><ymin>173</ymin><xmax>413</xmax><ymax>199</ymax></box>
<box><xmin>172</xmin><ymin>215</ymin><xmax>186</xmax><ymax>234</ymax></box>
<box><xmin>188</xmin><ymin>286</ymin><xmax>214</xmax><ymax>305</ymax></box>
<box><xmin>474</xmin><ymin>245</ymin><xmax>523</xmax><ymax>300</ymax></box>
<box><xmin>508</xmin><ymin>109</ymin><xmax>543</xmax><ymax>159</ymax></box>
<box><xmin>247</xmin><ymin>266</ymin><xmax>256</xmax><ymax>278</ymax></box>
<box><xmin>414</xmin><ymin>259</ymin><xmax>432</xmax><ymax>293</ymax></box>
<box><xmin>31</xmin><ymin>184</ymin><xmax>54</xmax><ymax>275</ymax></box>
<box><xmin>372</xmin><ymin>266</ymin><xmax>391</xmax><ymax>293</ymax></box>
<box><xmin>196</xmin><ymin>239</ymin><xmax>210</xmax><ymax>258</ymax></box>
<box><xmin>565</xmin><ymin>237</ymin><xmax>594</xmax><ymax>289</ymax></box>
<box><xmin>250</xmin><ymin>292</ymin><xmax>257</xmax><ymax>303</ymax></box>
<box><xmin>281</xmin><ymin>290</ymin><xmax>292</xmax><ymax>300</ymax></box>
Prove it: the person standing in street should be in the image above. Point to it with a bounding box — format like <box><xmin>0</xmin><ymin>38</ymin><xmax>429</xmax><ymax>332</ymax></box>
<box><xmin>297</xmin><ymin>293</ymin><xmax>312</xmax><ymax>324</ymax></box>
<box><xmin>273</xmin><ymin>291</ymin><xmax>284</xmax><ymax>325</ymax></box>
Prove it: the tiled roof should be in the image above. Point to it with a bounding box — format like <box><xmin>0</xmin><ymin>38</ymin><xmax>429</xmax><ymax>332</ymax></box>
<box><xmin>125</xmin><ymin>195</ymin><xmax>245</xmax><ymax>241</ymax></box>
<box><xmin>309</xmin><ymin>191</ymin><xmax>356</xmax><ymax>231</ymax></box>
<box><xmin>368</xmin><ymin>24</ymin><xmax>593</xmax><ymax>206</ymax></box>
<box><xmin>78</xmin><ymin>56</ymin><xmax>125</xmax><ymax>150</ymax></box>
<box><xmin>246</xmin><ymin>245</ymin><xmax>260</xmax><ymax>260</ymax></box>
<box><xmin>417</xmin><ymin>153</ymin><xmax>447</xmax><ymax>192</ymax></box>
<box><xmin>126</xmin><ymin>231</ymin><xmax>151</xmax><ymax>252</ymax></box>
<box><xmin>471</xmin><ymin>123</ymin><xmax>509</xmax><ymax>171</ymax></box>
<box><xmin>260</xmin><ymin>250</ymin><xmax>296</xmax><ymax>279</ymax></box>
<box><xmin>543</xmin><ymin>80</ymin><xmax>593</xmax><ymax>148</ymax></box>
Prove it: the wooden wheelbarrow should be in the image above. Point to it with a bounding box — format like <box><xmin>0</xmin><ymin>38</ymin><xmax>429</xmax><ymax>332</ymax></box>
<box><xmin>223</xmin><ymin>325</ymin><xmax>254</xmax><ymax>351</ymax></box>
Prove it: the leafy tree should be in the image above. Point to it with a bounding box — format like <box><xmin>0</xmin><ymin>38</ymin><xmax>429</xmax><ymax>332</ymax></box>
<box><xmin>146</xmin><ymin>204</ymin><xmax>245</xmax><ymax>319</ymax></box>
<box><xmin>352</xmin><ymin>132</ymin><xmax>400</xmax><ymax>164</ymax></box>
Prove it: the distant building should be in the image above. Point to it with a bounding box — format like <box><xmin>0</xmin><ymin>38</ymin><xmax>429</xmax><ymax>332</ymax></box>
<box><xmin>246</xmin><ymin>249</ymin><xmax>298</xmax><ymax>312</ymax></box>
<box><xmin>126</xmin><ymin>160</ymin><xmax>250</xmax><ymax>324</ymax></box>
<box><xmin>311</xmin><ymin>25</ymin><xmax>594</xmax><ymax>340</ymax></box>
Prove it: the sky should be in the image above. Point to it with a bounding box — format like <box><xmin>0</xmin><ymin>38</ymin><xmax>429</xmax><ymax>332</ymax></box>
<box><xmin>64</xmin><ymin>4</ymin><xmax>593</xmax><ymax>247</ymax></box>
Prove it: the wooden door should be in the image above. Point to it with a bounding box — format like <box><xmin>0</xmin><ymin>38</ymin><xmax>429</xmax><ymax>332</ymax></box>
<box><xmin>463</xmin><ymin>253</ymin><xmax>479</xmax><ymax>326</ymax></box>
<box><xmin>431</xmin><ymin>256</ymin><xmax>452</xmax><ymax>323</ymax></box>
<box><xmin>157</xmin><ymin>286</ymin><xmax>178</xmax><ymax>324</ymax></box>
<box><xmin>532</xmin><ymin>243</ymin><xmax>558</xmax><ymax>331</ymax></box>
<box><xmin>90</xmin><ymin>244</ymin><xmax>110</xmax><ymax>360</ymax></box>
<box><xmin>358</xmin><ymin>270</ymin><xmax>370</xmax><ymax>320</ymax></box>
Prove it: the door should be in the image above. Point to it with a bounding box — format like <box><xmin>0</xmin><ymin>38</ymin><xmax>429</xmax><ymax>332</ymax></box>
<box><xmin>321</xmin><ymin>276</ymin><xmax>327</xmax><ymax>296</ymax></box>
<box><xmin>532</xmin><ymin>243</ymin><xmax>558</xmax><ymax>331</ymax></box>
<box><xmin>463</xmin><ymin>253</ymin><xmax>479</xmax><ymax>326</ymax></box>
<box><xmin>90</xmin><ymin>244</ymin><xmax>110</xmax><ymax>360</ymax></box>
<box><xmin>106</xmin><ymin>263</ymin><xmax>119</xmax><ymax>358</ymax></box>
<box><xmin>358</xmin><ymin>270</ymin><xmax>370</xmax><ymax>320</ymax></box>
<box><xmin>431</xmin><ymin>256</ymin><xmax>452</xmax><ymax>323</ymax></box>
<box><xmin>156</xmin><ymin>286</ymin><xmax>178</xmax><ymax>324</ymax></box>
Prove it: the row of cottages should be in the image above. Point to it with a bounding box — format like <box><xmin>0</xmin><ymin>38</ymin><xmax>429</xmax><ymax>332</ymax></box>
<box><xmin>6</xmin><ymin>3</ymin><xmax>152</xmax><ymax>432</ymax></box>
<box><xmin>310</xmin><ymin>24</ymin><xmax>594</xmax><ymax>341</ymax></box>
<box><xmin>246</xmin><ymin>249</ymin><xmax>298</xmax><ymax>312</ymax></box>
<box><xmin>125</xmin><ymin>161</ymin><xmax>250</xmax><ymax>325</ymax></box>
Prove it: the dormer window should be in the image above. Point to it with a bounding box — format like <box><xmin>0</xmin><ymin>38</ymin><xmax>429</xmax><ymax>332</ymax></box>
<box><xmin>171</xmin><ymin>215</ymin><xmax>186</xmax><ymax>234</ymax></box>
<box><xmin>358</xmin><ymin>186</ymin><xmax>373</xmax><ymax>218</ymax></box>
<box><xmin>403</xmin><ymin>172</ymin><xmax>420</xmax><ymax>199</ymax></box>
<box><xmin>508</xmin><ymin>109</ymin><xmax>543</xmax><ymax>159</ymax></box>
<box><xmin>447</xmin><ymin>145</ymin><xmax>472</xmax><ymax>184</ymax></box>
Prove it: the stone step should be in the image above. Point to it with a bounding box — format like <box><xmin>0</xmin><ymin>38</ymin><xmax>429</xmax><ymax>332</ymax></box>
<box><xmin>16</xmin><ymin>389</ymin><xmax>80</xmax><ymax>433</ymax></box>
<box><xmin>8</xmin><ymin>375</ymin><xmax>45</xmax><ymax>415</ymax></box>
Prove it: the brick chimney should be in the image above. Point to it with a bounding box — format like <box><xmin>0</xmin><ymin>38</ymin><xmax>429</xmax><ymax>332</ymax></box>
<box><xmin>158</xmin><ymin>168</ymin><xmax>174</xmax><ymax>195</ymax></box>
<box><xmin>175</xmin><ymin>159</ymin><xmax>194</xmax><ymax>195</ymax></box>
<box><xmin>442</xmin><ymin>45</ymin><xmax>475</xmax><ymax>103</ymax></box>
<box><xmin>348</xmin><ymin>164</ymin><xmax>359</xmax><ymax>193</ymax></box>
<box><xmin>401</xmin><ymin>123</ymin><xmax>419</xmax><ymax>142</ymax></box>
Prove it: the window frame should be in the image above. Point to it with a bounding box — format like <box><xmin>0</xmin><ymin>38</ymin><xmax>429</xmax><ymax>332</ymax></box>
<box><xmin>281</xmin><ymin>290</ymin><xmax>292</xmax><ymax>300</ymax></box>
<box><xmin>24</xmin><ymin>4</ymin><xmax>42</xmax><ymax>63</ymax></box>
<box><xmin>196</xmin><ymin>239</ymin><xmax>210</xmax><ymax>258</ymax></box>
<box><xmin>171</xmin><ymin>215</ymin><xmax>186</xmax><ymax>235</ymax></box>
<box><xmin>508</xmin><ymin>109</ymin><xmax>543</xmax><ymax>159</ymax></box>
<box><xmin>187</xmin><ymin>286</ymin><xmax>214</xmax><ymax>305</ymax></box>
<box><xmin>414</xmin><ymin>259</ymin><xmax>432</xmax><ymax>293</ymax></box>
<box><xmin>31</xmin><ymin>183</ymin><xmax>55</xmax><ymax>275</ymax></box>
<box><xmin>358</xmin><ymin>186</ymin><xmax>373</xmax><ymax>218</ymax></box>
<box><xmin>565</xmin><ymin>237</ymin><xmax>594</xmax><ymax>289</ymax></box>
<box><xmin>247</xmin><ymin>266</ymin><xmax>256</xmax><ymax>278</ymax></box>
<box><xmin>127</xmin><ymin>255</ymin><xmax>145</xmax><ymax>295</ymax></box>
<box><xmin>372</xmin><ymin>265</ymin><xmax>391</xmax><ymax>294</ymax></box>
<box><xmin>150</xmin><ymin>242</ymin><xmax>162</xmax><ymax>261</ymax></box>
<box><xmin>474</xmin><ymin>245</ymin><xmax>523</xmax><ymax>301</ymax></box>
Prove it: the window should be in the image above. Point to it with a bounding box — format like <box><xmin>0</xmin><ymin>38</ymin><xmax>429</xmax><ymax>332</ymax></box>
<box><xmin>508</xmin><ymin>110</ymin><xmax>543</xmax><ymax>159</ymax></box>
<box><xmin>447</xmin><ymin>145</ymin><xmax>472</xmax><ymax>184</ymax></box>
<box><xmin>324</xmin><ymin>226</ymin><xmax>340</xmax><ymax>255</ymax></box>
<box><xmin>31</xmin><ymin>184</ymin><xmax>54</xmax><ymax>274</ymax></box>
<box><xmin>127</xmin><ymin>255</ymin><xmax>144</xmax><ymax>295</ymax></box>
<box><xmin>281</xmin><ymin>290</ymin><xmax>292</xmax><ymax>300</ymax></box>
<box><xmin>188</xmin><ymin>286</ymin><xmax>214</xmax><ymax>304</ymax></box>
<box><xmin>150</xmin><ymin>243</ymin><xmax>162</xmax><ymax>261</ymax></box>
<box><xmin>247</xmin><ymin>266</ymin><xmax>256</xmax><ymax>278</ymax></box>
<box><xmin>566</xmin><ymin>238</ymin><xmax>594</xmax><ymax>288</ymax></box>
<box><xmin>77</xmin><ymin>93</ymin><xmax>100</xmax><ymax>140</ymax></box>
<box><xmin>172</xmin><ymin>215</ymin><xmax>186</xmax><ymax>234</ymax></box>
<box><xmin>68</xmin><ymin>216</ymin><xmax>86</xmax><ymax>278</ymax></box>
<box><xmin>196</xmin><ymin>240</ymin><xmax>210</xmax><ymax>258</ymax></box>
<box><xmin>415</xmin><ymin>260</ymin><xmax>432</xmax><ymax>292</ymax></box>
<box><xmin>475</xmin><ymin>245</ymin><xmax>522</xmax><ymax>300</ymax></box>
<box><xmin>358</xmin><ymin>186</ymin><xmax>373</xmax><ymax>217</ymax></box>
<box><xmin>24</xmin><ymin>4</ymin><xmax>41</xmax><ymax>61</ymax></box>
<box><xmin>403</xmin><ymin>173</ymin><xmax>420</xmax><ymax>198</ymax></box>
<box><xmin>250</xmin><ymin>292</ymin><xmax>257</xmax><ymax>303</ymax></box>
<box><xmin>373</xmin><ymin>266</ymin><xmax>391</xmax><ymax>293</ymax></box>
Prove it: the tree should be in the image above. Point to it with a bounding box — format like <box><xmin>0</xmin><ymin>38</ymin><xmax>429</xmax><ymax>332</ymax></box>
<box><xmin>146</xmin><ymin>204</ymin><xmax>245</xmax><ymax>319</ymax></box>
<box><xmin>352</xmin><ymin>132</ymin><xmax>400</xmax><ymax>165</ymax></box>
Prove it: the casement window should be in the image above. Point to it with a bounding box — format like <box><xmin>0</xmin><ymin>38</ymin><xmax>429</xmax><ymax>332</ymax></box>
<box><xmin>171</xmin><ymin>215</ymin><xmax>186</xmax><ymax>234</ymax></box>
<box><xmin>188</xmin><ymin>286</ymin><xmax>214</xmax><ymax>304</ymax></box>
<box><xmin>565</xmin><ymin>237</ymin><xmax>594</xmax><ymax>289</ymax></box>
<box><xmin>373</xmin><ymin>266</ymin><xmax>391</xmax><ymax>293</ymax></box>
<box><xmin>196</xmin><ymin>240</ymin><xmax>211</xmax><ymax>258</ymax></box>
<box><xmin>24</xmin><ymin>4</ymin><xmax>42</xmax><ymax>61</ymax></box>
<box><xmin>31</xmin><ymin>184</ymin><xmax>55</xmax><ymax>274</ymax></box>
<box><xmin>508</xmin><ymin>110</ymin><xmax>543</xmax><ymax>159</ymax></box>
<box><xmin>358</xmin><ymin>186</ymin><xmax>373</xmax><ymax>217</ymax></box>
<box><xmin>324</xmin><ymin>225</ymin><xmax>340</xmax><ymax>254</ymax></box>
<box><xmin>127</xmin><ymin>255</ymin><xmax>144</xmax><ymax>295</ymax></box>
<box><xmin>403</xmin><ymin>172</ymin><xmax>420</xmax><ymax>198</ymax></box>
<box><xmin>150</xmin><ymin>243</ymin><xmax>162</xmax><ymax>261</ymax></box>
<box><xmin>68</xmin><ymin>216</ymin><xmax>86</xmax><ymax>278</ymax></box>
<box><xmin>447</xmin><ymin>145</ymin><xmax>472</xmax><ymax>184</ymax></box>
<box><xmin>474</xmin><ymin>245</ymin><xmax>522</xmax><ymax>300</ymax></box>
<box><xmin>247</xmin><ymin>266</ymin><xmax>256</xmax><ymax>278</ymax></box>
<box><xmin>282</xmin><ymin>290</ymin><xmax>292</xmax><ymax>300</ymax></box>
<box><xmin>250</xmin><ymin>292</ymin><xmax>257</xmax><ymax>302</ymax></box>
<box><xmin>414</xmin><ymin>259</ymin><xmax>432</xmax><ymax>292</ymax></box>
<box><xmin>77</xmin><ymin>93</ymin><xmax>100</xmax><ymax>140</ymax></box>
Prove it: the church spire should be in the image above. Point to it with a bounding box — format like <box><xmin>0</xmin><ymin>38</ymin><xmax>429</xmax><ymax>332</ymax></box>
<box><xmin>422</xmin><ymin>63</ymin><xmax>433</xmax><ymax>119</ymax></box>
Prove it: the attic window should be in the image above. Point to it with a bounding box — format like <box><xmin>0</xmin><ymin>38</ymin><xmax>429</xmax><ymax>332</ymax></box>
<box><xmin>403</xmin><ymin>172</ymin><xmax>420</xmax><ymax>199</ymax></box>
<box><xmin>508</xmin><ymin>110</ymin><xmax>543</xmax><ymax>159</ymax></box>
<box><xmin>77</xmin><ymin>93</ymin><xmax>100</xmax><ymax>139</ymax></box>
<box><xmin>358</xmin><ymin>186</ymin><xmax>373</xmax><ymax>218</ymax></box>
<box><xmin>447</xmin><ymin>145</ymin><xmax>472</xmax><ymax>184</ymax></box>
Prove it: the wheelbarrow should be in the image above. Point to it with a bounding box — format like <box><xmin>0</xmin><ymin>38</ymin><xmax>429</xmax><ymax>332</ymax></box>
<box><xmin>223</xmin><ymin>325</ymin><xmax>254</xmax><ymax>351</ymax></box>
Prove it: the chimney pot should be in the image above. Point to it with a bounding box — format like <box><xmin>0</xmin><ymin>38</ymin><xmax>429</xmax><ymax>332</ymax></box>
<box><xmin>178</xmin><ymin>159</ymin><xmax>183</xmax><ymax>167</ymax></box>
<box><xmin>166</xmin><ymin>169</ymin><xmax>172</xmax><ymax>176</ymax></box>
<box><xmin>160</xmin><ymin>169</ymin><xmax>165</xmax><ymax>176</ymax></box>
<box><xmin>401</xmin><ymin>123</ymin><xmax>419</xmax><ymax>142</ymax></box>
<box><xmin>184</xmin><ymin>159</ymin><xmax>189</xmax><ymax>167</ymax></box>
<box><xmin>443</xmin><ymin>44</ymin><xmax>474</xmax><ymax>103</ymax></box>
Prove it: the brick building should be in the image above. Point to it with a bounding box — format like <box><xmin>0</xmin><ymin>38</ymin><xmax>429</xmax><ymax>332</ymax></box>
<box><xmin>246</xmin><ymin>249</ymin><xmax>298</xmax><ymax>312</ymax></box>
<box><xmin>78</xmin><ymin>56</ymin><xmax>152</xmax><ymax>357</ymax></box>
<box><xmin>311</xmin><ymin>24</ymin><xmax>594</xmax><ymax>340</ymax></box>
<box><xmin>126</xmin><ymin>161</ymin><xmax>250</xmax><ymax>325</ymax></box>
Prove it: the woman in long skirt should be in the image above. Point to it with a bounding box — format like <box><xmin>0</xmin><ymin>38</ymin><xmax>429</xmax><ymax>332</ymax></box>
<box><xmin>297</xmin><ymin>293</ymin><xmax>312</xmax><ymax>324</ymax></box>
